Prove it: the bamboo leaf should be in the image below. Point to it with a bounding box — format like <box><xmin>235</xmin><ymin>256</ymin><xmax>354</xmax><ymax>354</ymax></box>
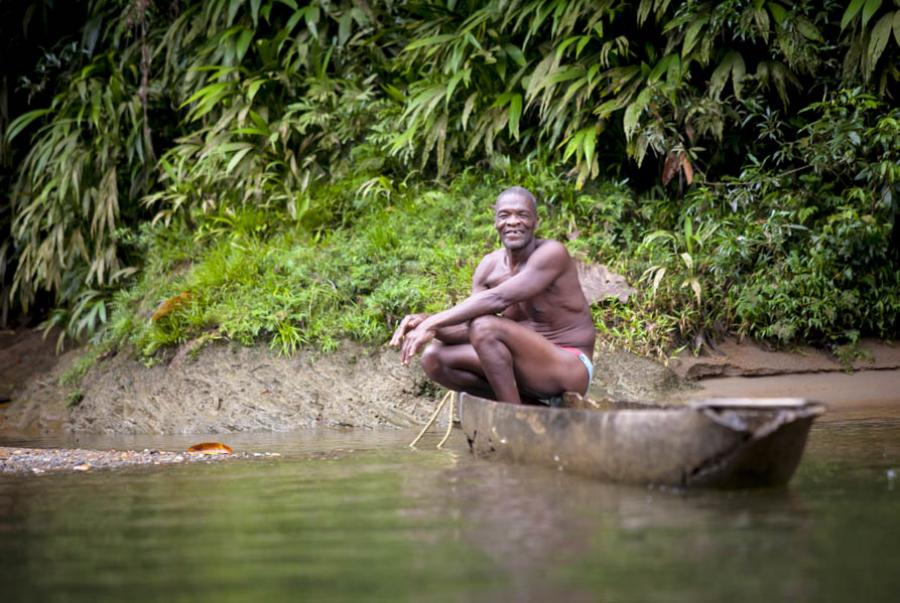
<box><xmin>236</xmin><ymin>28</ymin><xmax>253</xmax><ymax>60</ymax></box>
<box><xmin>862</xmin><ymin>0</ymin><xmax>883</xmax><ymax>28</ymax></box>
<box><xmin>623</xmin><ymin>88</ymin><xmax>651</xmax><ymax>139</ymax></box>
<box><xmin>462</xmin><ymin>92</ymin><xmax>478</xmax><ymax>130</ymax></box>
<box><xmin>404</xmin><ymin>34</ymin><xmax>457</xmax><ymax>51</ymax></box>
<box><xmin>226</xmin><ymin>146</ymin><xmax>253</xmax><ymax>173</ymax></box>
<box><xmin>227</xmin><ymin>0</ymin><xmax>242</xmax><ymax>26</ymax></box>
<box><xmin>688</xmin><ymin>278</ymin><xmax>702</xmax><ymax>304</ymax></box>
<box><xmin>6</xmin><ymin>109</ymin><xmax>51</xmax><ymax>142</ymax></box>
<box><xmin>867</xmin><ymin>12</ymin><xmax>894</xmax><ymax>73</ymax></box>
<box><xmin>842</xmin><ymin>0</ymin><xmax>867</xmax><ymax>29</ymax></box>
<box><xmin>894</xmin><ymin>10</ymin><xmax>900</xmax><ymax>46</ymax></box>
<box><xmin>682</xmin><ymin>16</ymin><xmax>709</xmax><ymax>57</ymax></box>
<box><xmin>508</xmin><ymin>93</ymin><xmax>522</xmax><ymax>139</ymax></box>
<box><xmin>583</xmin><ymin>125</ymin><xmax>597</xmax><ymax>166</ymax></box>
<box><xmin>651</xmin><ymin>267</ymin><xmax>666</xmax><ymax>296</ymax></box>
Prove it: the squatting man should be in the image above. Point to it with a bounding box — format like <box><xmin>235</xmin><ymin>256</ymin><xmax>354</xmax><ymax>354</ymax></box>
<box><xmin>391</xmin><ymin>186</ymin><xmax>596</xmax><ymax>405</ymax></box>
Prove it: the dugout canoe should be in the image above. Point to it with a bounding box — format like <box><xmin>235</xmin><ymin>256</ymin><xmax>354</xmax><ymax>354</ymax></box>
<box><xmin>458</xmin><ymin>393</ymin><xmax>825</xmax><ymax>488</ymax></box>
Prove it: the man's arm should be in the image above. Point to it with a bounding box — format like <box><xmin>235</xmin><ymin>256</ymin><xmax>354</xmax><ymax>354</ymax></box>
<box><xmin>400</xmin><ymin>242</ymin><xmax>570</xmax><ymax>363</ymax></box>
<box><xmin>430</xmin><ymin>255</ymin><xmax>493</xmax><ymax>344</ymax></box>
<box><xmin>390</xmin><ymin>255</ymin><xmax>493</xmax><ymax>347</ymax></box>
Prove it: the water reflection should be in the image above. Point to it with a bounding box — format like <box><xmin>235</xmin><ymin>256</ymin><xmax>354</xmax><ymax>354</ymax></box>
<box><xmin>1</xmin><ymin>405</ymin><xmax>898</xmax><ymax>602</ymax></box>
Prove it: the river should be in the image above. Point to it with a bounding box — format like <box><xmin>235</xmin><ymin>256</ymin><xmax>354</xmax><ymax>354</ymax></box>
<box><xmin>1</xmin><ymin>401</ymin><xmax>898</xmax><ymax>602</ymax></box>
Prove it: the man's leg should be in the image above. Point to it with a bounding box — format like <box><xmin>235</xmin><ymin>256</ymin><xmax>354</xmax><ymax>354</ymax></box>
<box><xmin>468</xmin><ymin>315</ymin><xmax>589</xmax><ymax>404</ymax></box>
<box><xmin>421</xmin><ymin>341</ymin><xmax>496</xmax><ymax>399</ymax></box>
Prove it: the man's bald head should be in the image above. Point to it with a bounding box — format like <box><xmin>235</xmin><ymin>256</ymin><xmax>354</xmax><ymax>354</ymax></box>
<box><xmin>495</xmin><ymin>186</ymin><xmax>537</xmax><ymax>212</ymax></box>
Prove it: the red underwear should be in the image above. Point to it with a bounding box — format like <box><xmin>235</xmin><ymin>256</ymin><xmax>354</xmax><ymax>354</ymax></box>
<box><xmin>558</xmin><ymin>346</ymin><xmax>583</xmax><ymax>357</ymax></box>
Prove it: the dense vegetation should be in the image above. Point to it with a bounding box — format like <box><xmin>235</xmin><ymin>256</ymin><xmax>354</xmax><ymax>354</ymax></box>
<box><xmin>2</xmin><ymin>0</ymin><xmax>898</xmax><ymax>360</ymax></box>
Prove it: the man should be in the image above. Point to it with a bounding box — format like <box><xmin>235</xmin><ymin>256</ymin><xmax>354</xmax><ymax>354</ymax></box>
<box><xmin>390</xmin><ymin>186</ymin><xmax>596</xmax><ymax>404</ymax></box>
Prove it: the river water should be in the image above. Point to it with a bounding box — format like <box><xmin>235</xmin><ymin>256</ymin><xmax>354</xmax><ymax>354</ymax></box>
<box><xmin>1</xmin><ymin>402</ymin><xmax>898</xmax><ymax>602</ymax></box>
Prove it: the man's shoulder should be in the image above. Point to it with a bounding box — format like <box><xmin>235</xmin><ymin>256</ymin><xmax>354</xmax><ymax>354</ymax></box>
<box><xmin>533</xmin><ymin>239</ymin><xmax>572</xmax><ymax>262</ymax></box>
<box><xmin>478</xmin><ymin>248</ymin><xmax>505</xmax><ymax>265</ymax></box>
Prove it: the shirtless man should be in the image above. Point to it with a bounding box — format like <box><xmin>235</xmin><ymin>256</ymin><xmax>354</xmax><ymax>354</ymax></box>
<box><xmin>390</xmin><ymin>186</ymin><xmax>596</xmax><ymax>404</ymax></box>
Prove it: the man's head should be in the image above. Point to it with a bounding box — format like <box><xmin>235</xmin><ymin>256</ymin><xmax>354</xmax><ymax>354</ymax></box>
<box><xmin>494</xmin><ymin>186</ymin><xmax>538</xmax><ymax>251</ymax></box>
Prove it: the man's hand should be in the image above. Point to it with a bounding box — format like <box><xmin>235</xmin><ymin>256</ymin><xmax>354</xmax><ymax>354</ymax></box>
<box><xmin>400</xmin><ymin>323</ymin><xmax>436</xmax><ymax>365</ymax></box>
<box><xmin>390</xmin><ymin>313</ymin><xmax>430</xmax><ymax>347</ymax></box>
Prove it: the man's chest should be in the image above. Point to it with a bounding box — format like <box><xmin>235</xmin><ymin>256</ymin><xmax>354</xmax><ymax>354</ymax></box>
<box><xmin>483</xmin><ymin>265</ymin><xmax>555</xmax><ymax>319</ymax></box>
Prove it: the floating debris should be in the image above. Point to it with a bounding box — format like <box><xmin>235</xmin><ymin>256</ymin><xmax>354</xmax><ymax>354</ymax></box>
<box><xmin>186</xmin><ymin>442</ymin><xmax>233</xmax><ymax>455</ymax></box>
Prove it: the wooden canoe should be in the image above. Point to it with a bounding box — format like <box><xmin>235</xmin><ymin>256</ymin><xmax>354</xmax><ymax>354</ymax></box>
<box><xmin>458</xmin><ymin>393</ymin><xmax>825</xmax><ymax>488</ymax></box>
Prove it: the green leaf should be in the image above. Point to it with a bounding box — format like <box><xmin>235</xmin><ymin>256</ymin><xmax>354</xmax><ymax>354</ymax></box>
<box><xmin>623</xmin><ymin>88</ymin><xmax>651</xmax><ymax>139</ymax></box>
<box><xmin>404</xmin><ymin>34</ymin><xmax>457</xmax><ymax>51</ymax></box>
<box><xmin>250</xmin><ymin>0</ymin><xmax>260</xmax><ymax>26</ymax></box>
<box><xmin>562</xmin><ymin>128</ymin><xmax>585</xmax><ymax>162</ymax></box>
<box><xmin>767</xmin><ymin>2</ymin><xmax>787</xmax><ymax>25</ymax></box>
<box><xmin>462</xmin><ymin>92</ymin><xmax>478</xmax><ymax>130</ymax></box>
<box><xmin>867</xmin><ymin>12</ymin><xmax>894</xmax><ymax>72</ymax></box>
<box><xmin>6</xmin><ymin>108</ymin><xmax>50</xmax><ymax>142</ymax></box>
<box><xmin>227</xmin><ymin>0</ymin><xmax>242</xmax><ymax>26</ymax></box>
<box><xmin>583</xmin><ymin>126</ymin><xmax>597</xmax><ymax>166</ymax></box>
<box><xmin>236</xmin><ymin>28</ymin><xmax>253</xmax><ymax>60</ymax></box>
<box><xmin>842</xmin><ymin>0</ymin><xmax>866</xmax><ymax>29</ymax></box>
<box><xmin>503</xmin><ymin>44</ymin><xmax>526</xmax><ymax>67</ymax></box>
<box><xmin>648</xmin><ymin>55</ymin><xmax>672</xmax><ymax>84</ymax></box>
<box><xmin>226</xmin><ymin>146</ymin><xmax>253</xmax><ymax>174</ymax></box>
<box><xmin>338</xmin><ymin>12</ymin><xmax>353</xmax><ymax>45</ymax></box>
<box><xmin>508</xmin><ymin>93</ymin><xmax>522</xmax><ymax>139</ymax></box>
<box><xmin>893</xmin><ymin>10</ymin><xmax>900</xmax><ymax>45</ymax></box>
<box><xmin>246</xmin><ymin>79</ymin><xmax>265</xmax><ymax>103</ymax></box>
<box><xmin>862</xmin><ymin>0</ymin><xmax>883</xmax><ymax>28</ymax></box>
<box><xmin>796</xmin><ymin>17</ymin><xmax>824</xmax><ymax>41</ymax></box>
<box><xmin>709</xmin><ymin>51</ymin><xmax>744</xmax><ymax>99</ymax></box>
<box><xmin>682</xmin><ymin>16</ymin><xmax>709</xmax><ymax>57</ymax></box>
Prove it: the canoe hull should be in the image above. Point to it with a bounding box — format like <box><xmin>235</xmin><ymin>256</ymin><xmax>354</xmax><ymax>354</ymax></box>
<box><xmin>459</xmin><ymin>394</ymin><xmax>823</xmax><ymax>488</ymax></box>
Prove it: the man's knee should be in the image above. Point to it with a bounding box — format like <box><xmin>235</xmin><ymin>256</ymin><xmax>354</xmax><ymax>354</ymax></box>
<box><xmin>468</xmin><ymin>315</ymin><xmax>503</xmax><ymax>347</ymax></box>
<box><xmin>420</xmin><ymin>342</ymin><xmax>444</xmax><ymax>378</ymax></box>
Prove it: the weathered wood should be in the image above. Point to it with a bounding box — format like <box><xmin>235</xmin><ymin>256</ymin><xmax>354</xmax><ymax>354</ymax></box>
<box><xmin>459</xmin><ymin>394</ymin><xmax>824</xmax><ymax>488</ymax></box>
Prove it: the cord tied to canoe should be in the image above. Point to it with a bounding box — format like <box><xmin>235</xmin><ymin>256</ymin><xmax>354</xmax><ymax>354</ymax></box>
<box><xmin>409</xmin><ymin>390</ymin><xmax>458</xmax><ymax>449</ymax></box>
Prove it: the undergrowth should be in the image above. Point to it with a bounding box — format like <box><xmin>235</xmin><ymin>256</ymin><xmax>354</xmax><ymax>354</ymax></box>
<box><xmin>102</xmin><ymin>158</ymin><xmax>899</xmax><ymax>362</ymax></box>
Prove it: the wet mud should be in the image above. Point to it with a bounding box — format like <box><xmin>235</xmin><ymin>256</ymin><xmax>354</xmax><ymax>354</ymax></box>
<box><xmin>2</xmin><ymin>328</ymin><xmax>898</xmax><ymax>436</ymax></box>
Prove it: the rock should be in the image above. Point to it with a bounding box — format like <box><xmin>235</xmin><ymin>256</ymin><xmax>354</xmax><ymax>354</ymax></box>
<box><xmin>576</xmin><ymin>261</ymin><xmax>636</xmax><ymax>304</ymax></box>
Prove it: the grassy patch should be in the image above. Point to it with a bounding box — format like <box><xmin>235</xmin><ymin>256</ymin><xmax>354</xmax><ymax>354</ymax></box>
<box><xmin>104</xmin><ymin>160</ymin><xmax>899</xmax><ymax>360</ymax></box>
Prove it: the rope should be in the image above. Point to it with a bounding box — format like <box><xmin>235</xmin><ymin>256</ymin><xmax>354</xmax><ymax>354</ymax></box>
<box><xmin>408</xmin><ymin>390</ymin><xmax>458</xmax><ymax>449</ymax></box>
<box><xmin>437</xmin><ymin>392</ymin><xmax>456</xmax><ymax>449</ymax></box>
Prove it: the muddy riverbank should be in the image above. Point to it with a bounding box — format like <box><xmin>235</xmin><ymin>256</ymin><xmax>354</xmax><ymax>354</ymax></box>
<box><xmin>0</xmin><ymin>445</ymin><xmax>267</xmax><ymax>475</ymax></box>
<box><xmin>2</xmin><ymin>329</ymin><xmax>898</xmax><ymax>436</ymax></box>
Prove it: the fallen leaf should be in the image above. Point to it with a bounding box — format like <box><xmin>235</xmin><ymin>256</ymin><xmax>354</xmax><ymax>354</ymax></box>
<box><xmin>151</xmin><ymin>291</ymin><xmax>192</xmax><ymax>322</ymax></box>
<box><xmin>187</xmin><ymin>442</ymin><xmax>233</xmax><ymax>455</ymax></box>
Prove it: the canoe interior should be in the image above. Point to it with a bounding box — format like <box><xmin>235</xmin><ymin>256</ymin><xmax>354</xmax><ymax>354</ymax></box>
<box><xmin>459</xmin><ymin>393</ymin><xmax>825</xmax><ymax>489</ymax></box>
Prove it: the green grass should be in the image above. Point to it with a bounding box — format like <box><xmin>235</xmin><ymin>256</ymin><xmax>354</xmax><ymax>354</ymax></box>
<box><xmin>100</xmin><ymin>159</ymin><xmax>898</xmax><ymax>363</ymax></box>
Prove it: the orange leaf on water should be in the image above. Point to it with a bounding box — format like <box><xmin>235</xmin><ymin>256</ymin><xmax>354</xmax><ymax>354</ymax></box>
<box><xmin>187</xmin><ymin>442</ymin><xmax>233</xmax><ymax>455</ymax></box>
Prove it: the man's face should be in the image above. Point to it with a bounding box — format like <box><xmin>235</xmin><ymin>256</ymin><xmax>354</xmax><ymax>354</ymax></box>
<box><xmin>494</xmin><ymin>193</ymin><xmax>537</xmax><ymax>251</ymax></box>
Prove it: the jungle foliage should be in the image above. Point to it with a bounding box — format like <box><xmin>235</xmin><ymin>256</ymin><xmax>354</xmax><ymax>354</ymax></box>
<box><xmin>2</xmin><ymin>0</ymin><xmax>899</xmax><ymax>357</ymax></box>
